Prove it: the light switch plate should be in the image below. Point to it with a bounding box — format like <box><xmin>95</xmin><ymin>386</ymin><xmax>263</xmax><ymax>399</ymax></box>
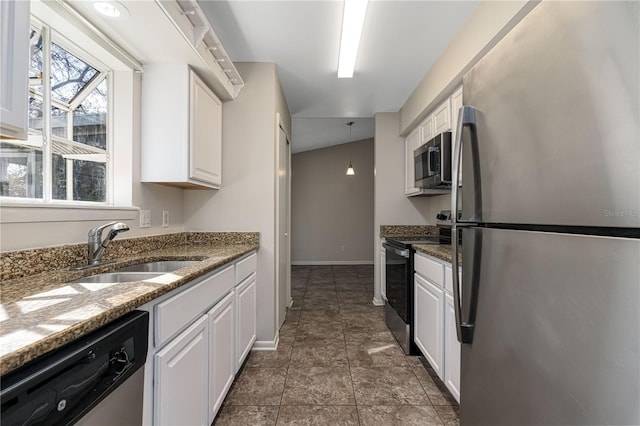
<box><xmin>140</xmin><ymin>210</ymin><xmax>151</xmax><ymax>228</ymax></box>
<box><xmin>162</xmin><ymin>210</ymin><xmax>169</xmax><ymax>228</ymax></box>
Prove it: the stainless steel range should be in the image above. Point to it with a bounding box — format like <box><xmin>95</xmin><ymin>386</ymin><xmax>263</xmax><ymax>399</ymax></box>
<box><xmin>383</xmin><ymin>235</ymin><xmax>447</xmax><ymax>355</ymax></box>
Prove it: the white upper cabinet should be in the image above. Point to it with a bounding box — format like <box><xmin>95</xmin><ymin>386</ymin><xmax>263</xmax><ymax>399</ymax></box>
<box><xmin>0</xmin><ymin>0</ymin><xmax>29</xmax><ymax>139</ymax></box>
<box><xmin>142</xmin><ymin>64</ymin><xmax>222</xmax><ymax>189</ymax></box>
<box><xmin>433</xmin><ymin>97</ymin><xmax>452</xmax><ymax>135</ymax></box>
<box><xmin>420</xmin><ymin>114</ymin><xmax>434</xmax><ymax>144</ymax></box>
<box><xmin>405</xmin><ymin>127</ymin><xmax>421</xmax><ymax>195</ymax></box>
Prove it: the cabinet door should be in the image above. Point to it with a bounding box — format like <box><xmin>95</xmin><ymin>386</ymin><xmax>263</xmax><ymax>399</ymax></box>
<box><xmin>236</xmin><ymin>273</ymin><xmax>257</xmax><ymax>372</ymax></box>
<box><xmin>414</xmin><ymin>273</ymin><xmax>444</xmax><ymax>379</ymax></box>
<box><xmin>208</xmin><ymin>292</ymin><xmax>235</xmax><ymax>423</ymax></box>
<box><xmin>433</xmin><ymin>98</ymin><xmax>452</xmax><ymax>134</ymax></box>
<box><xmin>405</xmin><ymin>127</ymin><xmax>420</xmax><ymax>195</ymax></box>
<box><xmin>380</xmin><ymin>248</ymin><xmax>387</xmax><ymax>301</ymax></box>
<box><xmin>0</xmin><ymin>0</ymin><xmax>29</xmax><ymax>139</ymax></box>
<box><xmin>444</xmin><ymin>292</ymin><xmax>461</xmax><ymax>402</ymax></box>
<box><xmin>420</xmin><ymin>115</ymin><xmax>434</xmax><ymax>143</ymax></box>
<box><xmin>154</xmin><ymin>315</ymin><xmax>208</xmax><ymax>426</ymax></box>
<box><xmin>450</xmin><ymin>86</ymin><xmax>463</xmax><ymax>187</ymax></box>
<box><xmin>190</xmin><ymin>70</ymin><xmax>222</xmax><ymax>187</ymax></box>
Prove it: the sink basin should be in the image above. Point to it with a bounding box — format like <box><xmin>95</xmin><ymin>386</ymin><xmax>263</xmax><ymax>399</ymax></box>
<box><xmin>113</xmin><ymin>260</ymin><xmax>201</xmax><ymax>273</ymax></box>
<box><xmin>70</xmin><ymin>272</ymin><xmax>164</xmax><ymax>284</ymax></box>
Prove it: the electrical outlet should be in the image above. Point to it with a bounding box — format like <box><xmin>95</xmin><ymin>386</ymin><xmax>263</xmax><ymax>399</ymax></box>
<box><xmin>340</xmin><ymin>245</ymin><xmax>345</xmax><ymax>252</ymax></box>
<box><xmin>139</xmin><ymin>210</ymin><xmax>151</xmax><ymax>228</ymax></box>
<box><xmin>162</xmin><ymin>210</ymin><xmax>169</xmax><ymax>228</ymax></box>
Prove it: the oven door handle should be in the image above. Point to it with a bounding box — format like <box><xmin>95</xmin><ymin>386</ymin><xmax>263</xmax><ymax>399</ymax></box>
<box><xmin>382</xmin><ymin>243</ymin><xmax>410</xmax><ymax>258</ymax></box>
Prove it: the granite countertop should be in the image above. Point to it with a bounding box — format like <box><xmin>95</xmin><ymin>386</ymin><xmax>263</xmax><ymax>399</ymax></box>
<box><xmin>413</xmin><ymin>243</ymin><xmax>462</xmax><ymax>266</ymax></box>
<box><xmin>0</xmin><ymin>242</ymin><xmax>258</xmax><ymax>376</ymax></box>
<box><xmin>379</xmin><ymin>225</ymin><xmax>438</xmax><ymax>239</ymax></box>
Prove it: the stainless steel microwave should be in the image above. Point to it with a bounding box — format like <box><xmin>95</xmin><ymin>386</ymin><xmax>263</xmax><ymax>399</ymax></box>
<box><xmin>414</xmin><ymin>131</ymin><xmax>452</xmax><ymax>189</ymax></box>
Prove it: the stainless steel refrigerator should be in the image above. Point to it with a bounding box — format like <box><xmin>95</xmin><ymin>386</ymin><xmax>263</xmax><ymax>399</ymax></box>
<box><xmin>450</xmin><ymin>1</ymin><xmax>640</xmax><ymax>425</ymax></box>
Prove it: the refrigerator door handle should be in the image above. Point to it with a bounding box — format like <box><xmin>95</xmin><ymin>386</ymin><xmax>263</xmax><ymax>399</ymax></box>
<box><xmin>452</xmin><ymin>223</ymin><xmax>476</xmax><ymax>344</ymax></box>
<box><xmin>452</xmin><ymin>105</ymin><xmax>481</xmax><ymax>344</ymax></box>
<box><xmin>452</xmin><ymin>105</ymin><xmax>482</xmax><ymax>222</ymax></box>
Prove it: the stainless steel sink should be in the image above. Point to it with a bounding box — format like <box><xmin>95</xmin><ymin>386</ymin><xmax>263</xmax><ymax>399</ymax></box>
<box><xmin>113</xmin><ymin>260</ymin><xmax>201</xmax><ymax>273</ymax></box>
<box><xmin>70</xmin><ymin>272</ymin><xmax>164</xmax><ymax>284</ymax></box>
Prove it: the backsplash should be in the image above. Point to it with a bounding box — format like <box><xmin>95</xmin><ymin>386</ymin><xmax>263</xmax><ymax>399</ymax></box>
<box><xmin>379</xmin><ymin>225</ymin><xmax>438</xmax><ymax>238</ymax></box>
<box><xmin>0</xmin><ymin>232</ymin><xmax>259</xmax><ymax>281</ymax></box>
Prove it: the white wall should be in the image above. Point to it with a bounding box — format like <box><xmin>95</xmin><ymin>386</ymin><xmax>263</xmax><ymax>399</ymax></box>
<box><xmin>373</xmin><ymin>112</ymin><xmax>433</xmax><ymax>304</ymax></box>
<box><xmin>183</xmin><ymin>63</ymin><xmax>291</xmax><ymax>347</ymax></box>
<box><xmin>400</xmin><ymin>0</ymin><xmax>538</xmax><ymax>134</ymax></box>
<box><xmin>0</xmin><ymin>73</ymin><xmax>185</xmax><ymax>251</ymax></box>
<box><xmin>291</xmin><ymin>139</ymin><xmax>374</xmax><ymax>264</ymax></box>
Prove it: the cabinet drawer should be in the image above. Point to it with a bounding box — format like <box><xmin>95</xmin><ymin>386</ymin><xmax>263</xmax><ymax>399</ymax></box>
<box><xmin>236</xmin><ymin>252</ymin><xmax>257</xmax><ymax>284</ymax></box>
<box><xmin>155</xmin><ymin>265</ymin><xmax>234</xmax><ymax>347</ymax></box>
<box><xmin>415</xmin><ymin>253</ymin><xmax>444</xmax><ymax>287</ymax></box>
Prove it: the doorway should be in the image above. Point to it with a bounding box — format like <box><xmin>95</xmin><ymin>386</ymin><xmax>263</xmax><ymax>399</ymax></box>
<box><xmin>275</xmin><ymin>116</ymin><xmax>291</xmax><ymax>329</ymax></box>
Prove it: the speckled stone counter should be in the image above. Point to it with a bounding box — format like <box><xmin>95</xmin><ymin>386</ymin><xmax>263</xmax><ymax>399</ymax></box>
<box><xmin>380</xmin><ymin>225</ymin><xmax>438</xmax><ymax>239</ymax></box>
<box><xmin>413</xmin><ymin>244</ymin><xmax>462</xmax><ymax>266</ymax></box>
<box><xmin>0</xmin><ymin>233</ymin><xmax>259</xmax><ymax>376</ymax></box>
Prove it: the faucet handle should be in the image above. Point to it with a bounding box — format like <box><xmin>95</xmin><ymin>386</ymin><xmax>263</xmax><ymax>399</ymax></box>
<box><xmin>88</xmin><ymin>221</ymin><xmax>119</xmax><ymax>238</ymax></box>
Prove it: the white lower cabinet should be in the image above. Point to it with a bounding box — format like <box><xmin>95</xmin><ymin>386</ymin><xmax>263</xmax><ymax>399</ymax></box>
<box><xmin>444</xmin><ymin>292</ymin><xmax>461</xmax><ymax>401</ymax></box>
<box><xmin>154</xmin><ymin>315</ymin><xmax>209</xmax><ymax>426</ymax></box>
<box><xmin>414</xmin><ymin>273</ymin><xmax>444</xmax><ymax>378</ymax></box>
<box><xmin>208</xmin><ymin>292</ymin><xmax>236</xmax><ymax>424</ymax></box>
<box><xmin>415</xmin><ymin>252</ymin><xmax>461</xmax><ymax>403</ymax></box>
<box><xmin>147</xmin><ymin>250</ymin><xmax>258</xmax><ymax>425</ymax></box>
<box><xmin>235</xmin><ymin>273</ymin><xmax>257</xmax><ymax>372</ymax></box>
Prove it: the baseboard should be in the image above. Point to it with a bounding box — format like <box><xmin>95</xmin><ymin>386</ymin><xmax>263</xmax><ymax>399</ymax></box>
<box><xmin>291</xmin><ymin>260</ymin><xmax>374</xmax><ymax>265</ymax></box>
<box><xmin>372</xmin><ymin>297</ymin><xmax>385</xmax><ymax>306</ymax></box>
<box><xmin>252</xmin><ymin>334</ymin><xmax>279</xmax><ymax>351</ymax></box>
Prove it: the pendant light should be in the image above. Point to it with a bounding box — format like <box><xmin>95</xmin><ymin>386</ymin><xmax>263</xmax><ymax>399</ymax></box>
<box><xmin>346</xmin><ymin>121</ymin><xmax>355</xmax><ymax>176</ymax></box>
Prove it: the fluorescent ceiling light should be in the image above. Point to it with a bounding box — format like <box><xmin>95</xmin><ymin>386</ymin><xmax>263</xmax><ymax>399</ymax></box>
<box><xmin>93</xmin><ymin>1</ymin><xmax>130</xmax><ymax>19</ymax></box>
<box><xmin>338</xmin><ymin>0</ymin><xmax>368</xmax><ymax>78</ymax></box>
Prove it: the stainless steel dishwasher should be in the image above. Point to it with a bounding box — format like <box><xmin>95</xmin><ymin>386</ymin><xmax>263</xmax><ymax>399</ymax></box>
<box><xmin>1</xmin><ymin>311</ymin><xmax>149</xmax><ymax>426</ymax></box>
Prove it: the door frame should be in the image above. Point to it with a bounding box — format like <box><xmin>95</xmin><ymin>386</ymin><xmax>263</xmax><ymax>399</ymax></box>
<box><xmin>274</xmin><ymin>113</ymin><xmax>291</xmax><ymax>331</ymax></box>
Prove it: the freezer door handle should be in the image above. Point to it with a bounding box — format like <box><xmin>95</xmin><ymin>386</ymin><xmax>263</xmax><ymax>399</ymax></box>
<box><xmin>452</xmin><ymin>105</ymin><xmax>482</xmax><ymax>222</ymax></box>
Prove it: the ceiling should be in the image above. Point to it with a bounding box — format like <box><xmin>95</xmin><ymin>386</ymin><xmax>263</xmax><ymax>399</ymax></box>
<box><xmin>199</xmin><ymin>0</ymin><xmax>478</xmax><ymax>152</ymax></box>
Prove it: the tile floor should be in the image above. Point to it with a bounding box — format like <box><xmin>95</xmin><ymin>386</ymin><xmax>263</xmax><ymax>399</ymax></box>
<box><xmin>214</xmin><ymin>265</ymin><xmax>460</xmax><ymax>425</ymax></box>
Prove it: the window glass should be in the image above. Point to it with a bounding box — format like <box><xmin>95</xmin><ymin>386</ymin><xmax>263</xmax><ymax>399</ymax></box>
<box><xmin>28</xmin><ymin>97</ymin><xmax>44</xmax><ymax>132</ymax></box>
<box><xmin>73</xmin><ymin>160</ymin><xmax>106</xmax><ymax>202</ymax></box>
<box><xmin>73</xmin><ymin>80</ymin><xmax>108</xmax><ymax>150</ymax></box>
<box><xmin>52</xmin><ymin>153</ymin><xmax>67</xmax><ymax>200</ymax></box>
<box><xmin>0</xmin><ymin>143</ymin><xmax>44</xmax><ymax>198</ymax></box>
<box><xmin>51</xmin><ymin>106</ymin><xmax>67</xmax><ymax>139</ymax></box>
<box><xmin>50</xmin><ymin>42</ymin><xmax>98</xmax><ymax>104</ymax></box>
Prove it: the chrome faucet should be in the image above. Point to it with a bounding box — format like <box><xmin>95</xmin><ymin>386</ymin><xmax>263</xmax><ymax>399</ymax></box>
<box><xmin>87</xmin><ymin>221</ymin><xmax>130</xmax><ymax>265</ymax></box>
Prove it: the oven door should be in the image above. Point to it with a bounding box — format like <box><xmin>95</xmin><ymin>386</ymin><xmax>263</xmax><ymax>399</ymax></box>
<box><xmin>383</xmin><ymin>243</ymin><xmax>411</xmax><ymax>322</ymax></box>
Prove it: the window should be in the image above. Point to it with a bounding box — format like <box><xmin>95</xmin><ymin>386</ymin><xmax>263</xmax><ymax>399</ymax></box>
<box><xmin>0</xmin><ymin>23</ymin><xmax>110</xmax><ymax>203</ymax></box>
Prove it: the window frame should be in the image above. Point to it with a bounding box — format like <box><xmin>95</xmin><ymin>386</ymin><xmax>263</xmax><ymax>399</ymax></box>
<box><xmin>1</xmin><ymin>17</ymin><xmax>114</xmax><ymax>206</ymax></box>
